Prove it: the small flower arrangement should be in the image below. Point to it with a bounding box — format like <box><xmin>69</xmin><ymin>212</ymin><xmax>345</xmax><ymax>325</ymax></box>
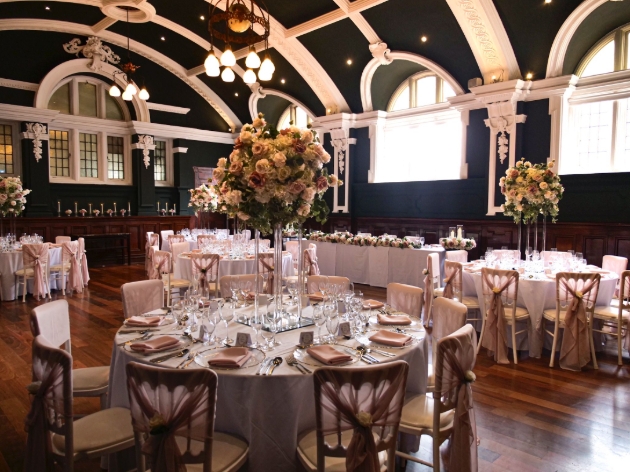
<box><xmin>65</xmin><ymin>209</ymin><xmax>72</xmax><ymax>216</ymax></box>
<box><xmin>168</xmin><ymin>209</ymin><xmax>176</xmax><ymax>215</ymax></box>
<box><xmin>0</xmin><ymin>176</ymin><xmax>31</xmax><ymax>216</ymax></box>
<box><xmin>440</xmin><ymin>237</ymin><xmax>476</xmax><ymax>251</ymax></box>
<box><xmin>188</xmin><ymin>183</ymin><xmax>217</xmax><ymax>213</ymax></box>
<box><xmin>120</xmin><ymin>209</ymin><xmax>126</xmax><ymax>216</ymax></box>
<box><xmin>79</xmin><ymin>209</ymin><xmax>87</xmax><ymax>216</ymax></box>
<box><xmin>92</xmin><ymin>210</ymin><xmax>100</xmax><ymax>217</ymax></box>
<box><xmin>160</xmin><ymin>209</ymin><xmax>166</xmax><ymax>216</ymax></box>
<box><xmin>308</xmin><ymin>231</ymin><xmax>326</xmax><ymax>241</ymax></box>
<box><xmin>501</xmin><ymin>158</ymin><xmax>564</xmax><ymax>224</ymax></box>
<box><xmin>106</xmin><ymin>209</ymin><xmax>113</xmax><ymax>216</ymax></box>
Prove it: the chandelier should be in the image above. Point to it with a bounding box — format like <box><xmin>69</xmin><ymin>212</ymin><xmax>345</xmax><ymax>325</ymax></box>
<box><xmin>109</xmin><ymin>7</ymin><xmax>149</xmax><ymax>101</ymax></box>
<box><xmin>204</xmin><ymin>0</ymin><xmax>274</xmax><ymax>84</ymax></box>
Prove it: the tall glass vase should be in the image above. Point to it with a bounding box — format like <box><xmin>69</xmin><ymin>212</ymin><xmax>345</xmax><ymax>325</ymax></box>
<box><xmin>272</xmin><ymin>223</ymin><xmax>284</xmax><ymax>317</ymax></box>
<box><xmin>517</xmin><ymin>219</ymin><xmax>522</xmax><ymax>259</ymax></box>
<box><xmin>542</xmin><ymin>215</ymin><xmax>547</xmax><ymax>253</ymax></box>
<box><xmin>297</xmin><ymin>224</ymin><xmax>304</xmax><ymax>322</ymax></box>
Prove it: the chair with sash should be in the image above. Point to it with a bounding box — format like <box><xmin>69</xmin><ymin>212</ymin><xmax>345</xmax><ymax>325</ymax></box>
<box><xmin>190</xmin><ymin>253</ymin><xmax>220</xmax><ymax>298</ymax></box>
<box><xmin>543</xmin><ymin>272</ymin><xmax>601</xmax><ymax>370</ymax></box>
<box><xmin>258</xmin><ymin>252</ymin><xmax>275</xmax><ymax>294</ymax></box>
<box><xmin>77</xmin><ymin>237</ymin><xmax>89</xmax><ymax>286</ymax></box>
<box><xmin>306</xmin><ymin>275</ymin><xmax>350</xmax><ymax>294</ymax></box>
<box><xmin>30</xmin><ymin>300</ymin><xmax>109</xmax><ymax>408</ymax></box>
<box><xmin>396</xmin><ymin>324</ymin><xmax>478</xmax><ymax>472</ymax></box>
<box><xmin>145</xmin><ymin>233</ymin><xmax>159</xmax><ymax>277</ymax></box>
<box><xmin>424</xmin><ymin>253</ymin><xmax>441</xmax><ymax>326</ymax></box>
<box><xmin>167</xmin><ymin>234</ymin><xmax>186</xmax><ymax>251</ymax></box>
<box><xmin>50</xmin><ymin>241</ymin><xmax>83</xmax><ymax>296</ymax></box>
<box><xmin>24</xmin><ymin>335</ymin><xmax>134</xmax><ymax>472</ymax></box>
<box><xmin>478</xmin><ymin>268</ymin><xmax>530</xmax><ymax>364</ymax></box>
<box><xmin>150</xmin><ymin>250</ymin><xmax>191</xmax><ymax>306</ymax></box>
<box><xmin>602</xmin><ymin>255</ymin><xmax>628</xmax><ymax>299</ymax></box>
<box><xmin>16</xmin><ymin>243</ymin><xmax>50</xmax><ymax>302</ymax></box>
<box><xmin>387</xmin><ymin>283</ymin><xmax>424</xmax><ymax>319</ymax></box>
<box><xmin>440</xmin><ymin>261</ymin><xmax>480</xmax><ymax>326</ymax></box>
<box><xmin>445</xmin><ymin>250</ymin><xmax>468</xmax><ymax>263</ymax></box>
<box><xmin>303</xmin><ymin>247</ymin><xmax>320</xmax><ymax>276</ymax></box>
<box><xmin>160</xmin><ymin>230</ymin><xmax>174</xmax><ymax>251</ymax></box>
<box><xmin>121</xmin><ymin>280</ymin><xmax>164</xmax><ymax>318</ymax></box>
<box><xmin>297</xmin><ymin>361</ymin><xmax>409</xmax><ymax>472</ymax></box>
<box><xmin>197</xmin><ymin>234</ymin><xmax>217</xmax><ymax>249</ymax></box>
<box><xmin>593</xmin><ymin>270</ymin><xmax>629</xmax><ymax>366</ymax></box>
<box><xmin>55</xmin><ymin>236</ymin><xmax>71</xmax><ymax>244</ymax></box>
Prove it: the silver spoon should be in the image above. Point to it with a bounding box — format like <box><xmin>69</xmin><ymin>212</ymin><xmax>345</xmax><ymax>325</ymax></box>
<box><xmin>356</xmin><ymin>346</ymin><xmax>379</xmax><ymax>363</ymax></box>
<box><xmin>266</xmin><ymin>357</ymin><xmax>283</xmax><ymax>375</ymax></box>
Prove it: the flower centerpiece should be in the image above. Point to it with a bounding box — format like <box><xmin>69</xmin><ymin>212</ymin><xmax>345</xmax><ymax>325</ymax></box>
<box><xmin>211</xmin><ymin>114</ymin><xmax>341</xmax><ymax>313</ymax></box>
<box><xmin>440</xmin><ymin>236</ymin><xmax>476</xmax><ymax>251</ymax></box>
<box><xmin>106</xmin><ymin>209</ymin><xmax>113</xmax><ymax>217</ymax></box>
<box><xmin>188</xmin><ymin>183</ymin><xmax>217</xmax><ymax>213</ymax></box>
<box><xmin>0</xmin><ymin>176</ymin><xmax>31</xmax><ymax>216</ymax></box>
<box><xmin>79</xmin><ymin>209</ymin><xmax>87</xmax><ymax>217</ymax></box>
<box><xmin>65</xmin><ymin>209</ymin><xmax>72</xmax><ymax>216</ymax></box>
<box><xmin>92</xmin><ymin>209</ymin><xmax>100</xmax><ymax>217</ymax></box>
<box><xmin>119</xmin><ymin>209</ymin><xmax>126</xmax><ymax>217</ymax></box>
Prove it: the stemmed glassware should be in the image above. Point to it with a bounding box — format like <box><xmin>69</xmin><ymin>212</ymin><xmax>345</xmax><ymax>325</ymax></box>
<box><xmin>260</xmin><ymin>315</ymin><xmax>274</xmax><ymax>351</ymax></box>
<box><xmin>219</xmin><ymin>300</ymin><xmax>234</xmax><ymax>345</ymax></box>
<box><xmin>250</xmin><ymin>311</ymin><xmax>263</xmax><ymax>349</ymax></box>
<box><xmin>325</xmin><ymin>312</ymin><xmax>340</xmax><ymax>345</ymax></box>
<box><xmin>312</xmin><ymin>306</ymin><xmax>326</xmax><ymax>345</ymax></box>
<box><xmin>287</xmin><ymin>280</ymin><xmax>298</xmax><ymax>305</ymax></box>
<box><xmin>201</xmin><ymin>305</ymin><xmax>216</xmax><ymax>346</ymax></box>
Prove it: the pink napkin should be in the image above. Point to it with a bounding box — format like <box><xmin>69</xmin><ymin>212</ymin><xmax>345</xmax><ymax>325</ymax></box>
<box><xmin>363</xmin><ymin>299</ymin><xmax>384</xmax><ymax>310</ymax></box>
<box><xmin>208</xmin><ymin>347</ymin><xmax>252</xmax><ymax>368</ymax></box>
<box><xmin>369</xmin><ymin>330</ymin><xmax>412</xmax><ymax>347</ymax></box>
<box><xmin>130</xmin><ymin>336</ymin><xmax>179</xmax><ymax>353</ymax></box>
<box><xmin>308</xmin><ymin>292</ymin><xmax>324</xmax><ymax>302</ymax></box>
<box><xmin>377</xmin><ymin>314</ymin><xmax>412</xmax><ymax>326</ymax></box>
<box><xmin>126</xmin><ymin>316</ymin><xmax>164</xmax><ymax>327</ymax></box>
<box><xmin>307</xmin><ymin>345</ymin><xmax>353</xmax><ymax>365</ymax></box>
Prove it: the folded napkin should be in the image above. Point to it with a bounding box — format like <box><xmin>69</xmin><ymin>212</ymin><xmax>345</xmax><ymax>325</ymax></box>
<box><xmin>307</xmin><ymin>345</ymin><xmax>353</xmax><ymax>365</ymax></box>
<box><xmin>246</xmin><ymin>292</ymin><xmax>256</xmax><ymax>301</ymax></box>
<box><xmin>208</xmin><ymin>347</ymin><xmax>252</xmax><ymax>368</ymax></box>
<box><xmin>145</xmin><ymin>308</ymin><xmax>166</xmax><ymax>316</ymax></box>
<box><xmin>368</xmin><ymin>330</ymin><xmax>412</xmax><ymax>347</ymax></box>
<box><xmin>377</xmin><ymin>314</ymin><xmax>412</xmax><ymax>326</ymax></box>
<box><xmin>130</xmin><ymin>336</ymin><xmax>179</xmax><ymax>353</ymax></box>
<box><xmin>126</xmin><ymin>316</ymin><xmax>164</xmax><ymax>327</ymax></box>
<box><xmin>308</xmin><ymin>292</ymin><xmax>324</xmax><ymax>302</ymax></box>
<box><xmin>363</xmin><ymin>299</ymin><xmax>384</xmax><ymax>310</ymax></box>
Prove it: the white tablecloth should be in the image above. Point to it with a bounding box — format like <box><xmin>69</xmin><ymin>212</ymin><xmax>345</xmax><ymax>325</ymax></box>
<box><xmin>174</xmin><ymin>253</ymin><xmax>294</xmax><ymax>282</ymax></box>
<box><xmin>312</xmin><ymin>241</ymin><xmax>445</xmax><ymax>288</ymax></box>
<box><xmin>107</xmin><ymin>305</ymin><xmax>428</xmax><ymax>472</ymax></box>
<box><xmin>462</xmin><ymin>270</ymin><xmax>618</xmax><ymax>358</ymax></box>
<box><xmin>163</xmin><ymin>239</ymin><xmax>198</xmax><ymax>252</ymax></box>
<box><xmin>0</xmin><ymin>247</ymin><xmax>62</xmax><ymax>300</ymax></box>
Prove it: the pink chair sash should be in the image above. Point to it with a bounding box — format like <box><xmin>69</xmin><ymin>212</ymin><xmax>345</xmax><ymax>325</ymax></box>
<box><xmin>387</xmin><ymin>283</ymin><xmax>423</xmax><ymax>318</ymax></box>
<box><xmin>481</xmin><ymin>270</ymin><xmax>517</xmax><ymax>364</ymax></box>
<box><xmin>558</xmin><ymin>274</ymin><xmax>600</xmax><ymax>371</ymax></box>
<box><xmin>63</xmin><ymin>242</ymin><xmax>83</xmax><ymax>294</ymax></box>
<box><xmin>151</xmin><ymin>251</ymin><xmax>172</xmax><ymax>279</ymax></box>
<box><xmin>258</xmin><ymin>254</ymin><xmax>274</xmax><ymax>294</ymax></box>
<box><xmin>78</xmin><ymin>238</ymin><xmax>90</xmax><ymax>286</ymax></box>
<box><xmin>435</xmin><ymin>325</ymin><xmax>478</xmax><ymax>472</ymax></box>
<box><xmin>23</xmin><ymin>244</ymin><xmax>48</xmax><ymax>300</ymax></box>
<box><xmin>443</xmin><ymin>262</ymin><xmax>462</xmax><ymax>301</ymax></box>
<box><xmin>315</xmin><ymin>363</ymin><xmax>408</xmax><ymax>472</ymax></box>
<box><xmin>304</xmin><ymin>248</ymin><xmax>320</xmax><ymax>276</ymax></box>
<box><xmin>424</xmin><ymin>266</ymin><xmax>434</xmax><ymax>326</ymax></box>
<box><xmin>146</xmin><ymin>234</ymin><xmax>159</xmax><ymax>275</ymax></box>
<box><xmin>191</xmin><ymin>254</ymin><xmax>219</xmax><ymax>284</ymax></box>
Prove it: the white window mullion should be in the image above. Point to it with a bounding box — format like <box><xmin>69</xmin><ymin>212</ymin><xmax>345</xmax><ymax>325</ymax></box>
<box><xmin>99</xmin><ymin>131</ymin><xmax>107</xmax><ymax>183</ymax></box>
<box><xmin>71</xmin><ymin>129</ymin><xmax>80</xmax><ymax>181</ymax></box>
<box><xmin>611</xmin><ymin>100</ymin><xmax>621</xmax><ymax>170</ymax></box>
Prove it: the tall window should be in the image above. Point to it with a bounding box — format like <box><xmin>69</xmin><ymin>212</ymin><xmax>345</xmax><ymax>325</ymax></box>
<box><xmin>107</xmin><ymin>136</ymin><xmax>124</xmax><ymax>180</ymax></box>
<box><xmin>49</xmin><ymin>130</ymin><xmax>70</xmax><ymax>177</ymax></box>
<box><xmin>388</xmin><ymin>72</ymin><xmax>456</xmax><ymax>112</ymax></box>
<box><xmin>48</xmin><ymin>77</ymin><xmax>126</xmax><ymax>121</ymax></box>
<box><xmin>0</xmin><ymin>125</ymin><xmax>14</xmax><ymax>175</ymax></box>
<box><xmin>79</xmin><ymin>133</ymin><xmax>98</xmax><ymax>178</ymax></box>
<box><xmin>154</xmin><ymin>140</ymin><xmax>166</xmax><ymax>182</ymax></box>
<box><xmin>278</xmin><ymin>105</ymin><xmax>311</xmax><ymax>130</ymax></box>
<box><xmin>561</xmin><ymin>23</ymin><xmax>630</xmax><ymax>174</ymax></box>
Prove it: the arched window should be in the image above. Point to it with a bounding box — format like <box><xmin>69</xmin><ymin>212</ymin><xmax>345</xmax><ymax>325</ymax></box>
<box><xmin>47</xmin><ymin>76</ymin><xmax>127</xmax><ymax>121</ymax></box>
<box><xmin>278</xmin><ymin>105</ymin><xmax>311</xmax><ymax>130</ymax></box>
<box><xmin>387</xmin><ymin>72</ymin><xmax>456</xmax><ymax>112</ymax></box>
<box><xmin>561</xmin><ymin>24</ymin><xmax>630</xmax><ymax>174</ymax></box>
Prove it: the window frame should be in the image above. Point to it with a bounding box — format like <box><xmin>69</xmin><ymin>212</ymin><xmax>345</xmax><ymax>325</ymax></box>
<box><xmin>277</xmin><ymin>105</ymin><xmax>312</xmax><ymax>130</ymax></box>
<box><xmin>0</xmin><ymin>120</ymin><xmax>21</xmax><ymax>177</ymax></box>
<box><xmin>153</xmin><ymin>137</ymin><xmax>174</xmax><ymax>187</ymax></box>
<box><xmin>387</xmin><ymin>71</ymin><xmax>451</xmax><ymax>112</ymax></box>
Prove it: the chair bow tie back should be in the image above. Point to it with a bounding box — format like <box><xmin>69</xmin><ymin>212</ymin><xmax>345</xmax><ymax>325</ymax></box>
<box><xmin>258</xmin><ymin>256</ymin><xmax>275</xmax><ymax>294</ymax></box>
<box><xmin>304</xmin><ymin>249</ymin><xmax>320</xmax><ymax>276</ymax></box>
<box><xmin>24</xmin><ymin>244</ymin><xmax>48</xmax><ymax>300</ymax></box>
<box><xmin>63</xmin><ymin>242</ymin><xmax>83</xmax><ymax>294</ymax></box>
<box><xmin>481</xmin><ymin>271</ymin><xmax>518</xmax><ymax>365</ymax></box>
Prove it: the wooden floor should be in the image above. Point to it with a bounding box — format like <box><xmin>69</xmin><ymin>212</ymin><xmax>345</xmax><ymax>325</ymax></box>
<box><xmin>1</xmin><ymin>265</ymin><xmax>629</xmax><ymax>471</ymax></box>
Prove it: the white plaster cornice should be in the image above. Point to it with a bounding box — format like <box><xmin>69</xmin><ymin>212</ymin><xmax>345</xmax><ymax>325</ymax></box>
<box><xmin>0</xmin><ymin>77</ymin><xmax>39</xmax><ymax>92</ymax></box>
<box><xmin>146</xmin><ymin>102</ymin><xmax>190</xmax><ymax>115</ymax></box>
<box><xmin>0</xmin><ymin>102</ymin><xmax>59</xmax><ymax>122</ymax></box>
<box><xmin>444</xmin><ymin>0</ymin><xmax>521</xmax><ymax>83</ymax></box>
<box><xmin>132</xmin><ymin>121</ymin><xmax>236</xmax><ymax>144</ymax></box>
<box><xmin>547</xmin><ymin>0</ymin><xmax>609</xmax><ymax>78</ymax></box>
<box><xmin>0</xmin><ymin>18</ymin><xmax>242</xmax><ymax>129</ymax></box>
<box><xmin>248</xmin><ymin>86</ymin><xmax>316</xmax><ymax>122</ymax></box>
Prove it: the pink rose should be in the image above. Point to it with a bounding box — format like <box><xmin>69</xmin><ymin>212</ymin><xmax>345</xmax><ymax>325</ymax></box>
<box><xmin>248</xmin><ymin>172</ymin><xmax>266</xmax><ymax>189</ymax></box>
<box><xmin>252</xmin><ymin>142</ymin><xmax>269</xmax><ymax>157</ymax></box>
<box><xmin>301</xmin><ymin>187</ymin><xmax>316</xmax><ymax>202</ymax></box>
<box><xmin>273</xmin><ymin>152</ymin><xmax>286</xmax><ymax>167</ymax></box>
<box><xmin>255</xmin><ymin>158</ymin><xmax>270</xmax><ymax>173</ymax></box>
<box><xmin>316</xmin><ymin>176</ymin><xmax>328</xmax><ymax>192</ymax></box>
<box><xmin>213</xmin><ymin>167</ymin><xmax>225</xmax><ymax>181</ymax></box>
<box><xmin>288</xmin><ymin>181</ymin><xmax>306</xmax><ymax>195</ymax></box>
<box><xmin>508</xmin><ymin>169</ymin><xmax>519</xmax><ymax>179</ymax></box>
<box><xmin>229</xmin><ymin>161</ymin><xmax>243</xmax><ymax>175</ymax></box>
<box><xmin>292</xmin><ymin>139</ymin><xmax>306</xmax><ymax>154</ymax></box>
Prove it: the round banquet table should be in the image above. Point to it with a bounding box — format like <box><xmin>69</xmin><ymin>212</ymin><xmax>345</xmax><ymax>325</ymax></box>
<box><xmin>174</xmin><ymin>252</ymin><xmax>294</xmax><ymax>283</ymax></box>
<box><xmin>106</xmin><ymin>304</ymin><xmax>428</xmax><ymax>472</ymax></box>
<box><xmin>0</xmin><ymin>246</ymin><xmax>62</xmax><ymax>300</ymax></box>
<box><xmin>163</xmin><ymin>238</ymin><xmax>198</xmax><ymax>252</ymax></box>
<box><xmin>461</xmin><ymin>267</ymin><xmax>618</xmax><ymax>358</ymax></box>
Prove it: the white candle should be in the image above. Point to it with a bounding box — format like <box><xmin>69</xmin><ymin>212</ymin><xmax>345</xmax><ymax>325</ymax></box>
<box><xmin>89</xmin><ymin>203</ymin><xmax>92</xmax><ymax>214</ymax></box>
<box><xmin>165</xmin><ymin>202</ymin><xmax>169</xmax><ymax>212</ymax></box>
<box><xmin>174</xmin><ymin>204</ymin><xmax>176</xmax><ymax>214</ymax></box>
<box><xmin>157</xmin><ymin>201</ymin><xmax>160</xmax><ymax>211</ymax></box>
<box><xmin>57</xmin><ymin>201</ymin><xmax>61</xmax><ymax>213</ymax></box>
<box><xmin>74</xmin><ymin>202</ymin><xmax>77</xmax><ymax>214</ymax></box>
<box><xmin>450</xmin><ymin>230</ymin><xmax>455</xmax><ymax>238</ymax></box>
<box><xmin>457</xmin><ymin>227</ymin><xmax>462</xmax><ymax>239</ymax></box>
<box><xmin>128</xmin><ymin>201</ymin><xmax>131</xmax><ymax>213</ymax></box>
<box><xmin>114</xmin><ymin>202</ymin><xmax>117</xmax><ymax>213</ymax></box>
<box><xmin>100</xmin><ymin>203</ymin><xmax>104</xmax><ymax>213</ymax></box>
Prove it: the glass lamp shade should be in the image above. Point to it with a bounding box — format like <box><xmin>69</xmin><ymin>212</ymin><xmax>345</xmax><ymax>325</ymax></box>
<box><xmin>138</xmin><ymin>88</ymin><xmax>150</xmax><ymax>100</ymax></box>
<box><xmin>125</xmin><ymin>83</ymin><xmax>137</xmax><ymax>95</ymax></box>
<box><xmin>220</xmin><ymin>46</ymin><xmax>236</xmax><ymax>67</ymax></box>
<box><xmin>122</xmin><ymin>90</ymin><xmax>133</xmax><ymax>101</ymax></box>
<box><xmin>206</xmin><ymin>65</ymin><xmax>220</xmax><ymax>77</ymax></box>
<box><xmin>109</xmin><ymin>84</ymin><xmax>121</xmax><ymax>97</ymax></box>
<box><xmin>243</xmin><ymin>68</ymin><xmax>257</xmax><ymax>84</ymax></box>
<box><xmin>260</xmin><ymin>56</ymin><xmax>275</xmax><ymax>74</ymax></box>
<box><xmin>258</xmin><ymin>68</ymin><xmax>272</xmax><ymax>81</ymax></box>
<box><xmin>221</xmin><ymin>66</ymin><xmax>235</xmax><ymax>82</ymax></box>
<box><xmin>245</xmin><ymin>47</ymin><xmax>261</xmax><ymax>69</ymax></box>
<box><xmin>204</xmin><ymin>51</ymin><xmax>220</xmax><ymax>72</ymax></box>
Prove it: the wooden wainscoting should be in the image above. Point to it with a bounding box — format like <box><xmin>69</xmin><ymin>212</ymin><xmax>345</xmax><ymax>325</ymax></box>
<box><xmin>312</xmin><ymin>215</ymin><xmax>630</xmax><ymax>266</ymax></box>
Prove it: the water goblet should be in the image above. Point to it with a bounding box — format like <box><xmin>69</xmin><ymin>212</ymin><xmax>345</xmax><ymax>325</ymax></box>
<box><xmin>325</xmin><ymin>313</ymin><xmax>340</xmax><ymax>345</ymax></box>
<box><xmin>260</xmin><ymin>315</ymin><xmax>274</xmax><ymax>351</ymax></box>
<box><xmin>201</xmin><ymin>308</ymin><xmax>216</xmax><ymax>346</ymax></box>
<box><xmin>312</xmin><ymin>306</ymin><xmax>326</xmax><ymax>344</ymax></box>
<box><xmin>219</xmin><ymin>301</ymin><xmax>234</xmax><ymax>345</ymax></box>
<box><xmin>250</xmin><ymin>312</ymin><xmax>263</xmax><ymax>349</ymax></box>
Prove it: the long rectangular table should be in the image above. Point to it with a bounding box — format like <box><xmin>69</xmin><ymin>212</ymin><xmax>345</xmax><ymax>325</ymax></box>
<box><xmin>311</xmin><ymin>241</ymin><xmax>445</xmax><ymax>288</ymax></box>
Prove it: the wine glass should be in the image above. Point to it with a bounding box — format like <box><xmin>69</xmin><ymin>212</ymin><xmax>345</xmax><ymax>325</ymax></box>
<box><xmin>219</xmin><ymin>300</ymin><xmax>234</xmax><ymax>345</ymax></box>
<box><xmin>250</xmin><ymin>311</ymin><xmax>263</xmax><ymax>349</ymax></box>
<box><xmin>270</xmin><ymin>313</ymin><xmax>282</xmax><ymax>346</ymax></box>
<box><xmin>260</xmin><ymin>314</ymin><xmax>274</xmax><ymax>351</ymax></box>
<box><xmin>325</xmin><ymin>313</ymin><xmax>339</xmax><ymax>345</ymax></box>
<box><xmin>287</xmin><ymin>280</ymin><xmax>298</xmax><ymax>305</ymax></box>
<box><xmin>201</xmin><ymin>307</ymin><xmax>216</xmax><ymax>346</ymax></box>
<box><xmin>312</xmin><ymin>306</ymin><xmax>325</xmax><ymax>344</ymax></box>
<box><xmin>419</xmin><ymin>237</ymin><xmax>425</xmax><ymax>247</ymax></box>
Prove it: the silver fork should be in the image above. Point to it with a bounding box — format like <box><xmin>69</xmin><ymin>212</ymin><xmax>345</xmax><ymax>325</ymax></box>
<box><xmin>286</xmin><ymin>354</ymin><xmax>311</xmax><ymax>374</ymax></box>
<box><xmin>117</xmin><ymin>332</ymin><xmax>152</xmax><ymax>346</ymax></box>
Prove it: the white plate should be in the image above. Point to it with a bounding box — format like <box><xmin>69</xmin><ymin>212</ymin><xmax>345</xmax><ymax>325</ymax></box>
<box><xmin>193</xmin><ymin>347</ymin><xmax>265</xmax><ymax>370</ymax></box>
<box><xmin>369</xmin><ymin>313</ymin><xmax>421</xmax><ymax>328</ymax></box>
<box><xmin>294</xmin><ymin>346</ymin><xmax>359</xmax><ymax>367</ymax></box>
<box><xmin>124</xmin><ymin>338</ymin><xmax>190</xmax><ymax>356</ymax></box>
<box><xmin>355</xmin><ymin>332</ymin><xmax>421</xmax><ymax>350</ymax></box>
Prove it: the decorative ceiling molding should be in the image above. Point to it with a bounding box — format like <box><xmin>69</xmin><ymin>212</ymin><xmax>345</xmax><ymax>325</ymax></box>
<box><xmin>332</xmin><ymin>0</ymin><xmax>382</xmax><ymax>44</ymax></box>
<box><xmin>0</xmin><ymin>77</ymin><xmax>39</xmax><ymax>92</ymax></box>
<box><xmin>360</xmin><ymin>48</ymin><xmax>465</xmax><ymax>112</ymax></box>
<box><xmin>546</xmin><ymin>0</ymin><xmax>608</xmax><ymax>78</ymax></box>
<box><xmin>444</xmin><ymin>0</ymin><xmax>521</xmax><ymax>83</ymax></box>
<box><xmin>63</xmin><ymin>36</ymin><xmax>120</xmax><ymax>70</ymax></box>
<box><xmin>146</xmin><ymin>102</ymin><xmax>190</xmax><ymax>114</ymax></box>
<box><xmin>0</xmin><ymin>19</ymin><xmax>241</xmax><ymax>129</ymax></box>
<box><xmin>91</xmin><ymin>17</ymin><xmax>116</xmax><ymax>33</ymax></box>
<box><xmin>100</xmin><ymin>0</ymin><xmax>155</xmax><ymax>23</ymax></box>
<box><xmin>247</xmin><ymin>85</ymin><xmax>317</xmax><ymax>122</ymax></box>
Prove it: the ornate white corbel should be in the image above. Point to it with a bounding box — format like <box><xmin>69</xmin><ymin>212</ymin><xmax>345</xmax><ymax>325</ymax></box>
<box><xmin>369</xmin><ymin>42</ymin><xmax>393</xmax><ymax>65</ymax></box>
<box><xmin>329</xmin><ymin>127</ymin><xmax>356</xmax><ymax>213</ymax></box>
<box><xmin>133</xmin><ymin>135</ymin><xmax>155</xmax><ymax>169</ymax></box>
<box><xmin>21</xmin><ymin>123</ymin><xmax>48</xmax><ymax>162</ymax></box>
<box><xmin>63</xmin><ymin>36</ymin><xmax>120</xmax><ymax>71</ymax></box>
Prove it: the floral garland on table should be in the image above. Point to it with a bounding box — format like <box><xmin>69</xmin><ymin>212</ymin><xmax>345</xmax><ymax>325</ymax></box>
<box><xmin>308</xmin><ymin>232</ymin><xmax>422</xmax><ymax>249</ymax></box>
<box><xmin>439</xmin><ymin>237</ymin><xmax>476</xmax><ymax>251</ymax></box>
<box><xmin>211</xmin><ymin>114</ymin><xmax>341</xmax><ymax>235</ymax></box>
<box><xmin>188</xmin><ymin>183</ymin><xmax>218</xmax><ymax>214</ymax></box>
<box><xmin>0</xmin><ymin>176</ymin><xmax>31</xmax><ymax>216</ymax></box>
<box><xmin>501</xmin><ymin>158</ymin><xmax>563</xmax><ymax>224</ymax></box>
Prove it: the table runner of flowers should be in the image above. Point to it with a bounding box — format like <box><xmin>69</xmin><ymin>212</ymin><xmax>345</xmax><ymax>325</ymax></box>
<box><xmin>308</xmin><ymin>231</ymin><xmax>422</xmax><ymax>249</ymax></box>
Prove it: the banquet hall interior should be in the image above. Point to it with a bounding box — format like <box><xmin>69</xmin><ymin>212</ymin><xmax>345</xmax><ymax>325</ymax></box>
<box><xmin>1</xmin><ymin>0</ymin><xmax>630</xmax><ymax>471</ymax></box>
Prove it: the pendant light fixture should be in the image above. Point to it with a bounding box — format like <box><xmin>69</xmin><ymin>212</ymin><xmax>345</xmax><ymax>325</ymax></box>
<box><xmin>206</xmin><ymin>0</ymin><xmax>274</xmax><ymax>84</ymax></box>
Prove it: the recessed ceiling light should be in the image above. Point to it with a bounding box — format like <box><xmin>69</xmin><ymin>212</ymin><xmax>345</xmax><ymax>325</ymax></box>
<box><xmin>160</xmin><ymin>36</ymin><xmax>165</xmax><ymax>41</ymax></box>
<box><xmin>234</xmin><ymin>92</ymin><xmax>239</xmax><ymax>97</ymax></box>
<box><xmin>544</xmin><ymin>0</ymin><xmax>551</xmax><ymax>3</ymax></box>
<box><xmin>346</xmin><ymin>59</ymin><xmax>352</xmax><ymax>65</ymax></box>
<box><xmin>526</xmin><ymin>72</ymin><xmax>533</xmax><ymax>80</ymax></box>
<box><xmin>200</xmin><ymin>15</ymin><xmax>205</xmax><ymax>20</ymax></box>
<box><xmin>421</xmin><ymin>36</ymin><xmax>427</xmax><ymax>43</ymax></box>
<box><xmin>45</xmin><ymin>5</ymin><xmax>50</xmax><ymax>10</ymax></box>
<box><xmin>281</xmin><ymin>79</ymin><xmax>285</xmax><ymax>84</ymax></box>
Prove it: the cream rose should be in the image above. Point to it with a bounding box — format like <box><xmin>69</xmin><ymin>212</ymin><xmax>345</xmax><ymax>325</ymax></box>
<box><xmin>213</xmin><ymin>167</ymin><xmax>225</xmax><ymax>181</ymax></box>
<box><xmin>240</xmin><ymin>130</ymin><xmax>253</xmax><ymax>144</ymax></box>
<box><xmin>273</xmin><ymin>152</ymin><xmax>286</xmax><ymax>167</ymax></box>
<box><xmin>252</xmin><ymin>142</ymin><xmax>269</xmax><ymax>157</ymax></box>
<box><xmin>300</xmin><ymin>130</ymin><xmax>313</xmax><ymax>144</ymax></box>
<box><xmin>252</xmin><ymin>117</ymin><xmax>265</xmax><ymax>128</ymax></box>
<box><xmin>321</xmin><ymin>152</ymin><xmax>331</xmax><ymax>164</ymax></box>
<box><xmin>229</xmin><ymin>150</ymin><xmax>241</xmax><ymax>162</ymax></box>
<box><xmin>229</xmin><ymin>161</ymin><xmax>243</xmax><ymax>175</ymax></box>
<box><xmin>539</xmin><ymin>182</ymin><xmax>548</xmax><ymax>190</ymax></box>
<box><xmin>277</xmin><ymin>166</ymin><xmax>292</xmax><ymax>181</ymax></box>
<box><xmin>297</xmin><ymin>203</ymin><xmax>311</xmax><ymax>217</ymax></box>
<box><xmin>255</xmin><ymin>158</ymin><xmax>270</xmax><ymax>173</ymax></box>
<box><xmin>217</xmin><ymin>157</ymin><xmax>227</xmax><ymax>168</ymax></box>
<box><xmin>237</xmin><ymin>211</ymin><xmax>250</xmax><ymax>221</ymax></box>
<box><xmin>301</xmin><ymin>187</ymin><xmax>316</xmax><ymax>203</ymax></box>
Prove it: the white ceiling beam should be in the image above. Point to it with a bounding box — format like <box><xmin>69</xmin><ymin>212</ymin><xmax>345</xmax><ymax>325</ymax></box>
<box><xmin>91</xmin><ymin>17</ymin><xmax>116</xmax><ymax>33</ymax></box>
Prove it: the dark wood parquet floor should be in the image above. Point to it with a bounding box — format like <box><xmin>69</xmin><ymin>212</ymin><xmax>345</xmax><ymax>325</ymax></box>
<box><xmin>0</xmin><ymin>265</ymin><xmax>629</xmax><ymax>471</ymax></box>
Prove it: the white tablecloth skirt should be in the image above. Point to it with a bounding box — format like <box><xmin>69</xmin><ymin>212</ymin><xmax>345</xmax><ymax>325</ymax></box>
<box><xmin>462</xmin><ymin>271</ymin><xmax>617</xmax><ymax>358</ymax></box>
<box><xmin>312</xmin><ymin>241</ymin><xmax>445</xmax><ymax>288</ymax></box>
<box><xmin>106</xmin><ymin>305</ymin><xmax>428</xmax><ymax>472</ymax></box>
<box><xmin>0</xmin><ymin>247</ymin><xmax>62</xmax><ymax>300</ymax></box>
<box><xmin>164</xmin><ymin>239</ymin><xmax>198</xmax><ymax>252</ymax></box>
<box><xmin>174</xmin><ymin>253</ymin><xmax>294</xmax><ymax>282</ymax></box>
